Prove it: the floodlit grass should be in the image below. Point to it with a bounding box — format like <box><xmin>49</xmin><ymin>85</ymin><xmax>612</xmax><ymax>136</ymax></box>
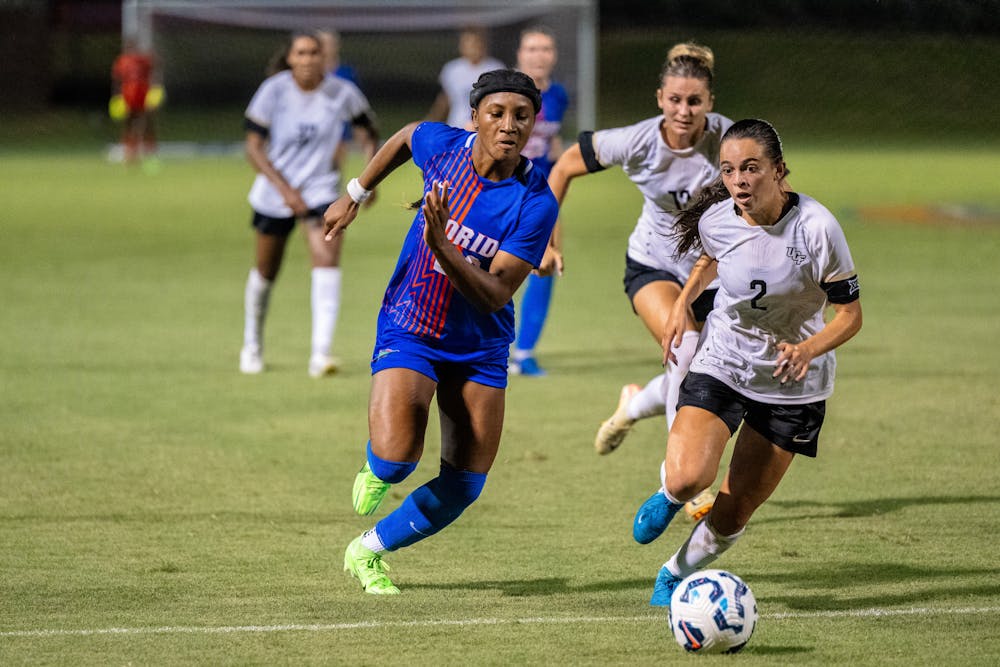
<box><xmin>1</xmin><ymin>147</ymin><xmax>999</xmax><ymax>666</ymax></box>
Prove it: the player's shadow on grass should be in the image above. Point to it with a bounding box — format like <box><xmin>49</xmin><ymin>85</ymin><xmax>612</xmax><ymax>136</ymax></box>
<box><xmin>750</xmin><ymin>561</ymin><xmax>1000</xmax><ymax>611</ymax></box>
<box><xmin>759</xmin><ymin>494</ymin><xmax>1000</xmax><ymax>522</ymax></box>
<box><xmin>406</xmin><ymin>576</ymin><xmax>652</xmax><ymax>596</ymax></box>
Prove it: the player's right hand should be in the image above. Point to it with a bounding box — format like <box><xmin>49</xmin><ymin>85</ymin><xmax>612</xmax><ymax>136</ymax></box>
<box><xmin>661</xmin><ymin>300</ymin><xmax>692</xmax><ymax>366</ymax></box>
<box><xmin>535</xmin><ymin>244</ymin><xmax>563</xmax><ymax>277</ymax></box>
<box><xmin>323</xmin><ymin>195</ymin><xmax>360</xmax><ymax>241</ymax></box>
<box><xmin>281</xmin><ymin>186</ymin><xmax>309</xmax><ymax>217</ymax></box>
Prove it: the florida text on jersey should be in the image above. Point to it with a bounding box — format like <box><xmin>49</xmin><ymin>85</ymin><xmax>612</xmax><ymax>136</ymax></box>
<box><xmin>378</xmin><ymin>123</ymin><xmax>558</xmax><ymax>354</ymax></box>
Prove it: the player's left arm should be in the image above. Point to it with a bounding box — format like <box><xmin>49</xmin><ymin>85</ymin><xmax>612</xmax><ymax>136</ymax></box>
<box><xmin>422</xmin><ymin>182</ymin><xmax>535</xmax><ymax>313</ymax></box>
<box><xmin>774</xmin><ymin>297</ymin><xmax>862</xmax><ymax>384</ymax></box>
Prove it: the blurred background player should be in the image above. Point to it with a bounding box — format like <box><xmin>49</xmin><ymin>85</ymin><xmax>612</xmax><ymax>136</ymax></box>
<box><xmin>240</xmin><ymin>31</ymin><xmax>378</xmax><ymax>377</ymax></box>
<box><xmin>110</xmin><ymin>39</ymin><xmax>158</xmax><ymax>165</ymax></box>
<box><xmin>426</xmin><ymin>27</ymin><xmax>504</xmax><ymax>130</ymax></box>
<box><xmin>545</xmin><ymin>43</ymin><xmax>731</xmax><ymax>463</ymax></box>
<box><xmin>633</xmin><ymin>118</ymin><xmax>862</xmax><ymax>605</ymax></box>
<box><xmin>508</xmin><ymin>26</ymin><xmax>569</xmax><ymax>377</ymax></box>
<box><xmin>316</xmin><ymin>28</ymin><xmax>362</xmax><ymax>172</ymax></box>
<box><xmin>325</xmin><ymin>70</ymin><xmax>557</xmax><ymax>595</ymax></box>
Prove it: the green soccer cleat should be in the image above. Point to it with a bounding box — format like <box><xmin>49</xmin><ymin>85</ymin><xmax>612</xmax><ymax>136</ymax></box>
<box><xmin>344</xmin><ymin>536</ymin><xmax>400</xmax><ymax>595</ymax></box>
<box><xmin>352</xmin><ymin>462</ymin><xmax>391</xmax><ymax>516</ymax></box>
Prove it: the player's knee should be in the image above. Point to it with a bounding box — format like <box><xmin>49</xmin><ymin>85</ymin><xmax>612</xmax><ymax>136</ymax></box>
<box><xmin>664</xmin><ymin>469</ymin><xmax>715</xmax><ymax>504</ymax></box>
<box><xmin>367</xmin><ymin>440</ymin><xmax>418</xmax><ymax>484</ymax></box>
<box><xmin>419</xmin><ymin>461</ymin><xmax>487</xmax><ymax>526</ymax></box>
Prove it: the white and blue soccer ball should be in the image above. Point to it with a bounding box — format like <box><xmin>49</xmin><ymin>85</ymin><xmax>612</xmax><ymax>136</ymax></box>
<box><xmin>668</xmin><ymin>569</ymin><xmax>758</xmax><ymax>654</ymax></box>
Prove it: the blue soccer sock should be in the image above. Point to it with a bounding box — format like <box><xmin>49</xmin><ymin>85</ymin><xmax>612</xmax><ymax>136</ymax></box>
<box><xmin>374</xmin><ymin>461</ymin><xmax>487</xmax><ymax>551</ymax></box>
<box><xmin>515</xmin><ymin>273</ymin><xmax>555</xmax><ymax>354</ymax></box>
<box><xmin>366</xmin><ymin>440</ymin><xmax>417</xmax><ymax>484</ymax></box>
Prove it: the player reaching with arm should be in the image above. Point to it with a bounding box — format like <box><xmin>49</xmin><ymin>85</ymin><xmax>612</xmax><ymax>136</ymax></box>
<box><xmin>546</xmin><ymin>43</ymin><xmax>731</xmax><ymax>470</ymax></box>
<box><xmin>239</xmin><ymin>31</ymin><xmax>378</xmax><ymax>378</ymax></box>
<box><xmin>324</xmin><ymin>70</ymin><xmax>557</xmax><ymax>595</ymax></box>
<box><xmin>627</xmin><ymin>119</ymin><xmax>862</xmax><ymax>605</ymax></box>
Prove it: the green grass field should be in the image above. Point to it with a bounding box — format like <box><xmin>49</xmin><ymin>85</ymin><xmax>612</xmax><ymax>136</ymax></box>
<box><xmin>1</xmin><ymin>144</ymin><xmax>999</xmax><ymax>665</ymax></box>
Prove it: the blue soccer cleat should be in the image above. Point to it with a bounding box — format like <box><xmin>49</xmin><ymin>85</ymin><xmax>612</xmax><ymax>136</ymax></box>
<box><xmin>515</xmin><ymin>356</ymin><xmax>546</xmax><ymax>377</ymax></box>
<box><xmin>633</xmin><ymin>490</ymin><xmax>683</xmax><ymax>544</ymax></box>
<box><xmin>650</xmin><ymin>565</ymin><xmax>683</xmax><ymax>607</ymax></box>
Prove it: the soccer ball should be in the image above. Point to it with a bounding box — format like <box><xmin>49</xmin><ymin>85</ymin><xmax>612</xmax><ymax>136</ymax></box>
<box><xmin>668</xmin><ymin>569</ymin><xmax>758</xmax><ymax>654</ymax></box>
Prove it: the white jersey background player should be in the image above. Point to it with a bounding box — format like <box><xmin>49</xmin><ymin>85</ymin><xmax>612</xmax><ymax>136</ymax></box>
<box><xmin>246</xmin><ymin>70</ymin><xmax>371</xmax><ymax>217</ymax></box>
<box><xmin>591</xmin><ymin>112</ymin><xmax>731</xmax><ymax>283</ymax></box>
<box><xmin>545</xmin><ymin>43</ymin><xmax>732</xmax><ymax>465</ymax></box>
<box><xmin>427</xmin><ymin>27</ymin><xmax>505</xmax><ymax>129</ymax></box>
<box><xmin>239</xmin><ymin>32</ymin><xmax>378</xmax><ymax>378</ymax></box>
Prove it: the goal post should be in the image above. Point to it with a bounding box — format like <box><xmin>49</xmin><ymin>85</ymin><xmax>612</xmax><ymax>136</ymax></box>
<box><xmin>122</xmin><ymin>0</ymin><xmax>598</xmax><ymax>134</ymax></box>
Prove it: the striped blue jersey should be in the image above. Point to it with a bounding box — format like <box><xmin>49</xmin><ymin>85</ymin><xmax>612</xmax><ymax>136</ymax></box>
<box><xmin>377</xmin><ymin>122</ymin><xmax>558</xmax><ymax>354</ymax></box>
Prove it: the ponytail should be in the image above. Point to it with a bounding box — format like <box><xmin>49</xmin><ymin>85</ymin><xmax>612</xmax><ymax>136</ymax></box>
<box><xmin>672</xmin><ymin>177</ymin><xmax>728</xmax><ymax>257</ymax></box>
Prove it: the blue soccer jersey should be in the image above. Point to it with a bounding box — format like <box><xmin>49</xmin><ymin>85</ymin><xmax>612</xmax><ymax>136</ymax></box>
<box><xmin>521</xmin><ymin>82</ymin><xmax>568</xmax><ymax>177</ymax></box>
<box><xmin>377</xmin><ymin>122</ymin><xmax>558</xmax><ymax>355</ymax></box>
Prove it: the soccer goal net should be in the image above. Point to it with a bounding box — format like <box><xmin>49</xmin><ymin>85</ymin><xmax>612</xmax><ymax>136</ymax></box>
<box><xmin>123</xmin><ymin>0</ymin><xmax>597</xmax><ymax>140</ymax></box>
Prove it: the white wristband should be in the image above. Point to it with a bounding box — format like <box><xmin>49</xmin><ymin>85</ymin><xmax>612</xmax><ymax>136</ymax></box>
<box><xmin>346</xmin><ymin>177</ymin><xmax>372</xmax><ymax>204</ymax></box>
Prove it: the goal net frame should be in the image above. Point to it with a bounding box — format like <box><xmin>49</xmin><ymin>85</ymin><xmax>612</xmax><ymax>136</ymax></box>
<box><xmin>122</xmin><ymin>0</ymin><xmax>598</xmax><ymax>132</ymax></box>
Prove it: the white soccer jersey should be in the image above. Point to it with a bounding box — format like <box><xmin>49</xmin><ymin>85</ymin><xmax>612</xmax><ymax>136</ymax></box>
<box><xmin>690</xmin><ymin>193</ymin><xmax>858</xmax><ymax>404</ymax></box>
<box><xmin>245</xmin><ymin>70</ymin><xmax>372</xmax><ymax>218</ymax></box>
<box><xmin>593</xmin><ymin>113</ymin><xmax>732</xmax><ymax>282</ymax></box>
<box><xmin>439</xmin><ymin>56</ymin><xmax>505</xmax><ymax>128</ymax></box>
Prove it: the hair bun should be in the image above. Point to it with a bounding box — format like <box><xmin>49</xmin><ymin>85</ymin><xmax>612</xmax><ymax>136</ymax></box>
<box><xmin>667</xmin><ymin>42</ymin><xmax>715</xmax><ymax>73</ymax></box>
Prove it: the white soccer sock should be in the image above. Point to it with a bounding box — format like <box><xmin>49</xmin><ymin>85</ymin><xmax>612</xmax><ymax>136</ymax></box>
<box><xmin>664</xmin><ymin>519</ymin><xmax>745</xmax><ymax>578</ymax></box>
<box><xmin>626</xmin><ymin>373</ymin><xmax>667</xmax><ymax>421</ymax></box>
<box><xmin>664</xmin><ymin>330</ymin><xmax>701</xmax><ymax>429</ymax></box>
<box><xmin>512</xmin><ymin>348</ymin><xmax>532</xmax><ymax>362</ymax></box>
<box><xmin>658</xmin><ymin>461</ymin><xmax>684</xmax><ymax>505</ymax></box>
<box><xmin>361</xmin><ymin>528</ymin><xmax>386</xmax><ymax>554</ymax></box>
<box><xmin>310</xmin><ymin>267</ymin><xmax>342</xmax><ymax>358</ymax></box>
<box><xmin>243</xmin><ymin>268</ymin><xmax>272</xmax><ymax>350</ymax></box>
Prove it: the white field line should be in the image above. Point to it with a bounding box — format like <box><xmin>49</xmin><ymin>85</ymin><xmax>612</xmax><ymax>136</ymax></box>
<box><xmin>2</xmin><ymin>607</ymin><xmax>998</xmax><ymax>639</ymax></box>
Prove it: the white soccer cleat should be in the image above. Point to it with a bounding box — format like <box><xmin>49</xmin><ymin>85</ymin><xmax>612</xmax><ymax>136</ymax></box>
<box><xmin>685</xmin><ymin>489</ymin><xmax>715</xmax><ymax>521</ymax></box>
<box><xmin>239</xmin><ymin>346</ymin><xmax>264</xmax><ymax>374</ymax></box>
<box><xmin>594</xmin><ymin>383</ymin><xmax>641</xmax><ymax>455</ymax></box>
<box><xmin>308</xmin><ymin>354</ymin><xmax>340</xmax><ymax>378</ymax></box>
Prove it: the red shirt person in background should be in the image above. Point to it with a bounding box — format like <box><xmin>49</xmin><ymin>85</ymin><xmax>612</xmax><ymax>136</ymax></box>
<box><xmin>111</xmin><ymin>40</ymin><xmax>157</xmax><ymax>164</ymax></box>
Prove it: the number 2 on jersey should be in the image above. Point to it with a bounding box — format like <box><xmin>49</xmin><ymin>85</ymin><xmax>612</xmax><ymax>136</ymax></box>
<box><xmin>749</xmin><ymin>279</ymin><xmax>767</xmax><ymax>310</ymax></box>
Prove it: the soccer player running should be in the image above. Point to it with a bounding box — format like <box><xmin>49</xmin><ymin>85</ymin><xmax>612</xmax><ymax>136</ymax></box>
<box><xmin>634</xmin><ymin>119</ymin><xmax>862</xmax><ymax>605</ymax></box>
<box><xmin>239</xmin><ymin>32</ymin><xmax>378</xmax><ymax>377</ymax></box>
<box><xmin>324</xmin><ymin>70</ymin><xmax>558</xmax><ymax>595</ymax></box>
<box><xmin>509</xmin><ymin>25</ymin><xmax>570</xmax><ymax>377</ymax></box>
<box><xmin>545</xmin><ymin>43</ymin><xmax>731</xmax><ymax>470</ymax></box>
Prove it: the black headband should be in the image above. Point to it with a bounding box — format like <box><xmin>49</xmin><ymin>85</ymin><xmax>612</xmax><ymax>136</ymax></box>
<box><xmin>469</xmin><ymin>70</ymin><xmax>542</xmax><ymax>114</ymax></box>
